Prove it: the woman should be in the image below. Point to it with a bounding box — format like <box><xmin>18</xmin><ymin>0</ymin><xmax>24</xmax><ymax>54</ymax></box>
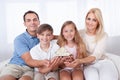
<box><xmin>67</xmin><ymin>8</ymin><xmax>118</xmax><ymax>80</ymax></box>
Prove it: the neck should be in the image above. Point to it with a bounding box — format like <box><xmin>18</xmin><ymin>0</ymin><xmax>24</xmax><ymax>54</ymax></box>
<box><xmin>67</xmin><ymin>41</ymin><xmax>75</xmax><ymax>48</ymax></box>
<box><xmin>86</xmin><ymin>29</ymin><xmax>96</xmax><ymax>36</ymax></box>
<box><xmin>27</xmin><ymin>30</ymin><xmax>37</xmax><ymax>37</ymax></box>
<box><xmin>40</xmin><ymin>43</ymin><xmax>50</xmax><ymax>52</ymax></box>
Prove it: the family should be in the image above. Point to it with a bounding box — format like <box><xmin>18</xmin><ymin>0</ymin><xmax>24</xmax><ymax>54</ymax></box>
<box><xmin>0</xmin><ymin>8</ymin><xmax>118</xmax><ymax>80</ymax></box>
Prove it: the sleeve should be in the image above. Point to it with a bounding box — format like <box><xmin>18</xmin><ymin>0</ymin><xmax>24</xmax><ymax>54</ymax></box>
<box><xmin>91</xmin><ymin>33</ymin><xmax>108</xmax><ymax>60</ymax></box>
<box><xmin>30</xmin><ymin>45</ymin><xmax>40</xmax><ymax>60</ymax></box>
<box><xmin>51</xmin><ymin>40</ymin><xmax>60</xmax><ymax>57</ymax></box>
<box><xmin>14</xmin><ymin>37</ymin><xmax>30</xmax><ymax>57</ymax></box>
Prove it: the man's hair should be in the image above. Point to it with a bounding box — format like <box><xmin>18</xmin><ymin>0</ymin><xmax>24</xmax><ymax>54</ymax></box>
<box><xmin>23</xmin><ymin>10</ymin><xmax>39</xmax><ymax>22</ymax></box>
<box><xmin>37</xmin><ymin>24</ymin><xmax>53</xmax><ymax>34</ymax></box>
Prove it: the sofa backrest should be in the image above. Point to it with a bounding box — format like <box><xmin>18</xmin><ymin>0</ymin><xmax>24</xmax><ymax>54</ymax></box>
<box><xmin>105</xmin><ymin>36</ymin><xmax>120</xmax><ymax>56</ymax></box>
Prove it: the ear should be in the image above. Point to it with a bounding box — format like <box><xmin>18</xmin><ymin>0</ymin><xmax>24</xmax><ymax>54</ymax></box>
<box><xmin>23</xmin><ymin>22</ymin><xmax>26</xmax><ymax>27</ymax></box>
<box><xmin>37</xmin><ymin>33</ymin><xmax>39</xmax><ymax>38</ymax></box>
<box><xmin>51</xmin><ymin>34</ymin><xmax>54</xmax><ymax>40</ymax></box>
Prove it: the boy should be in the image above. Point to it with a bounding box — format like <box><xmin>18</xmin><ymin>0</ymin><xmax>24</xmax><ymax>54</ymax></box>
<box><xmin>30</xmin><ymin>24</ymin><xmax>60</xmax><ymax>80</ymax></box>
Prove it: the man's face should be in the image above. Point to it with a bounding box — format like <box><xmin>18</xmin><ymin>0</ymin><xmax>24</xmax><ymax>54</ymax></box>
<box><xmin>24</xmin><ymin>13</ymin><xmax>40</xmax><ymax>33</ymax></box>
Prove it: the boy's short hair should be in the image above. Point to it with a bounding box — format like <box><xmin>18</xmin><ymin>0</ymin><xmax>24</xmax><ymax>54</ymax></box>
<box><xmin>37</xmin><ymin>24</ymin><xmax>53</xmax><ymax>34</ymax></box>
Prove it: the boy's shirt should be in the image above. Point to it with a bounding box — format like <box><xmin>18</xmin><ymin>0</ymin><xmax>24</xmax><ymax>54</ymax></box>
<box><xmin>30</xmin><ymin>40</ymin><xmax>59</xmax><ymax>71</ymax></box>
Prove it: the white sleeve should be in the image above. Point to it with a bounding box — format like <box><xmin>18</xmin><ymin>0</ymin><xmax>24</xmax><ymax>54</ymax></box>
<box><xmin>91</xmin><ymin>34</ymin><xmax>108</xmax><ymax>60</ymax></box>
<box><xmin>30</xmin><ymin>44</ymin><xmax>40</xmax><ymax>60</ymax></box>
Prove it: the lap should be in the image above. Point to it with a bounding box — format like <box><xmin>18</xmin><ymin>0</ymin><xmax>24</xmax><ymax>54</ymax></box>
<box><xmin>0</xmin><ymin>64</ymin><xmax>33</xmax><ymax>79</ymax></box>
<box><xmin>84</xmin><ymin>59</ymin><xmax>118</xmax><ymax>80</ymax></box>
<box><xmin>34</xmin><ymin>71</ymin><xmax>59</xmax><ymax>80</ymax></box>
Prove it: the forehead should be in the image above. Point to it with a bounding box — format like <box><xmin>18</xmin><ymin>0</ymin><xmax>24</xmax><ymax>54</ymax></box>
<box><xmin>64</xmin><ymin>24</ymin><xmax>75</xmax><ymax>29</ymax></box>
<box><xmin>41</xmin><ymin>30</ymin><xmax>52</xmax><ymax>34</ymax></box>
<box><xmin>87</xmin><ymin>12</ymin><xmax>96</xmax><ymax>18</ymax></box>
<box><xmin>25</xmin><ymin>13</ymin><xmax>38</xmax><ymax>19</ymax></box>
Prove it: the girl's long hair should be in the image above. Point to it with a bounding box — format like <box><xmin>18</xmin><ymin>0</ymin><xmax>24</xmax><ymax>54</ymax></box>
<box><xmin>57</xmin><ymin>21</ymin><xmax>87</xmax><ymax>58</ymax></box>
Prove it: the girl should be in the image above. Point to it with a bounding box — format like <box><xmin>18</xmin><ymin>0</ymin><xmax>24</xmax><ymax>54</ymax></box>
<box><xmin>57</xmin><ymin>21</ymin><xmax>87</xmax><ymax>80</ymax></box>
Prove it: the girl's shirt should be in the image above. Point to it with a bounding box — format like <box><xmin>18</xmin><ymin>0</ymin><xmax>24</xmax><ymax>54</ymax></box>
<box><xmin>65</xmin><ymin>45</ymin><xmax>77</xmax><ymax>59</ymax></box>
<box><xmin>64</xmin><ymin>45</ymin><xmax>77</xmax><ymax>70</ymax></box>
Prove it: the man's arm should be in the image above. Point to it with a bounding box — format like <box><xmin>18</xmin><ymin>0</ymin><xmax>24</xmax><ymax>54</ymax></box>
<box><xmin>21</xmin><ymin>52</ymin><xmax>49</xmax><ymax>67</ymax></box>
<box><xmin>53</xmin><ymin>35</ymin><xmax>59</xmax><ymax>40</ymax></box>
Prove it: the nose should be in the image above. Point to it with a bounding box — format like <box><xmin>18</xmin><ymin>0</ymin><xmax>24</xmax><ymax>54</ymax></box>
<box><xmin>89</xmin><ymin>20</ymin><xmax>93</xmax><ymax>25</ymax></box>
<box><xmin>43</xmin><ymin>35</ymin><xmax>47</xmax><ymax>39</ymax></box>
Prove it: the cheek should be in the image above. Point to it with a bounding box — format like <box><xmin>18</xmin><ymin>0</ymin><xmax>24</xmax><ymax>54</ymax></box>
<box><xmin>85</xmin><ymin>21</ymin><xmax>90</xmax><ymax>26</ymax></box>
<box><xmin>93</xmin><ymin>22</ymin><xmax>98</xmax><ymax>28</ymax></box>
<box><xmin>62</xmin><ymin>32</ymin><xmax>66</xmax><ymax>37</ymax></box>
<box><xmin>95</xmin><ymin>22</ymin><xmax>98</xmax><ymax>26</ymax></box>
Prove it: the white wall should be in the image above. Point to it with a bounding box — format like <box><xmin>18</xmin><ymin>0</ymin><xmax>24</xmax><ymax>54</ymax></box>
<box><xmin>0</xmin><ymin>0</ymin><xmax>120</xmax><ymax>62</ymax></box>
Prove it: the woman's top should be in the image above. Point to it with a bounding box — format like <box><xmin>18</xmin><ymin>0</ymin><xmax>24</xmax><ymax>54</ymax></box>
<box><xmin>79</xmin><ymin>29</ymin><xmax>108</xmax><ymax>61</ymax></box>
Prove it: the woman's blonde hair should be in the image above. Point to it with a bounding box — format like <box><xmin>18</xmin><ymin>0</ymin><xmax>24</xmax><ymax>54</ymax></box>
<box><xmin>57</xmin><ymin>21</ymin><xmax>87</xmax><ymax>59</ymax></box>
<box><xmin>85</xmin><ymin>8</ymin><xmax>105</xmax><ymax>42</ymax></box>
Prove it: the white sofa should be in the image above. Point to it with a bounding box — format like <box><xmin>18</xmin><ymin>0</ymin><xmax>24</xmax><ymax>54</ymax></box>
<box><xmin>0</xmin><ymin>36</ymin><xmax>120</xmax><ymax>79</ymax></box>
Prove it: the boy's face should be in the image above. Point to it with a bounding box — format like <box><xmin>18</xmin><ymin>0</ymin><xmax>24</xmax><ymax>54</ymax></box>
<box><xmin>37</xmin><ymin>30</ymin><xmax>53</xmax><ymax>45</ymax></box>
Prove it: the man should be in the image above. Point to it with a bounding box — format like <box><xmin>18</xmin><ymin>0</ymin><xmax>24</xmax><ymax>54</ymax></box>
<box><xmin>0</xmin><ymin>10</ymin><xmax>60</xmax><ymax>80</ymax></box>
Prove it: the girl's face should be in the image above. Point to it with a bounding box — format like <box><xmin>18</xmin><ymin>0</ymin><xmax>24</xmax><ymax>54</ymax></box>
<box><xmin>62</xmin><ymin>24</ymin><xmax>75</xmax><ymax>42</ymax></box>
<box><xmin>86</xmin><ymin>12</ymin><xmax>98</xmax><ymax>33</ymax></box>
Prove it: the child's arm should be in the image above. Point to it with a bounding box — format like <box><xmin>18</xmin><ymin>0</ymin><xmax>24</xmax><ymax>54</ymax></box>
<box><xmin>38</xmin><ymin>57</ymin><xmax>61</xmax><ymax>73</ymax></box>
<box><xmin>50</xmin><ymin>56</ymin><xmax>62</xmax><ymax>71</ymax></box>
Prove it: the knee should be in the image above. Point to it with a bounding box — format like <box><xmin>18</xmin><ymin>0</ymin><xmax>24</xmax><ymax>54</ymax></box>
<box><xmin>0</xmin><ymin>75</ymin><xmax>16</xmax><ymax>80</ymax></box>
<box><xmin>60</xmin><ymin>71</ymin><xmax>71</xmax><ymax>80</ymax></box>
<box><xmin>19</xmin><ymin>76</ymin><xmax>32</xmax><ymax>80</ymax></box>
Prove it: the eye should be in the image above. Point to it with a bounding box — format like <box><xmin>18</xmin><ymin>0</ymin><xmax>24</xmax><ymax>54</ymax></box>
<box><xmin>87</xmin><ymin>18</ymin><xmax>91</xmax><ymax>20</ymax></box>
<box><xmin>46</xmin><ymin>34</ymin><xmax>51</xmax><ymax>36</ymax></box>
<box><xmin>33</xmin><ymin>18</ymin><xmax>38</xmax><ymax>22</ymax></box>
<box><xmin>26</xmin><ymin>19</ymin><xmax>31</xmax><ymax>22</ymax></box>
<box><xmin>93</xmin><ymin>19</ymin><xmax>97</xmax><ymax>22</ymax></box>
<box><xmin>40</xmin><ymin>33</ymin><xmax>44</xmax><ymax>36</ymax></box>
<box><xmin>63</xmin><ymin>30</ymin><xmax>68</xmax><ymax>33</ymax></box>
<box><xmin>70</xmin><ymin>29</ymin><xmax>74</xmax><ymax>32</ymax></box>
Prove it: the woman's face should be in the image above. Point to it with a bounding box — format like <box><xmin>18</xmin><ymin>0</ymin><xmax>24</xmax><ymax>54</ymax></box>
<box><xmin>86</xmin><ymin>12</ymin><xmax>99</xmax><ymax>33</ymax></box>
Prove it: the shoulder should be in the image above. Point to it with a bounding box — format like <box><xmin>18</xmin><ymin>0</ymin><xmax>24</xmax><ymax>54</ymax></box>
<box><xmin>14</xmin><ymin>32</ymin><xmax>26</xmax><ymax>42</ymax></box>
<box><xmin>50</xmin><ymin>40</ymin><xmax>58</xmax><ymax>45</ymax></box>
<box><xmin>50</xmin><ymin>40</ymin><xmax>60</xmax><ymax>48</ymax></box>
<box><xmin>30</xmin><ymin>43</ymin><xmax>40</xmax><ymax>52</ymax></box>
<box><xmin>78</xmin><ymin>29</ymin><xmax>86</xmax><ymax>38</ymax></box>
<box><xmin>102</xmin><ymin>32</ymin><xmax>108</xmax><ymax>40</ymax></box>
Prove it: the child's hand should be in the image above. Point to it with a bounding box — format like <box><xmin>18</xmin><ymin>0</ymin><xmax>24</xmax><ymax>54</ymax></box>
<box><xmin>63</xmin><ymin>55</ymin><xmax>74</xmax><ymax>62</ymax></box>
<box><xmin>49</xmin><ymin>56</ymin><xmax>62</xmax><ymax>70</ymax></box>
<box><xmin>40</xmin><ymin>59</ymin><xmax>50</xmax><ymax>67</ymax></box>
<box><xmin>64</xmin><ymin>59</ymin><xmax>80</xmax><ymax>68</ymax></box>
